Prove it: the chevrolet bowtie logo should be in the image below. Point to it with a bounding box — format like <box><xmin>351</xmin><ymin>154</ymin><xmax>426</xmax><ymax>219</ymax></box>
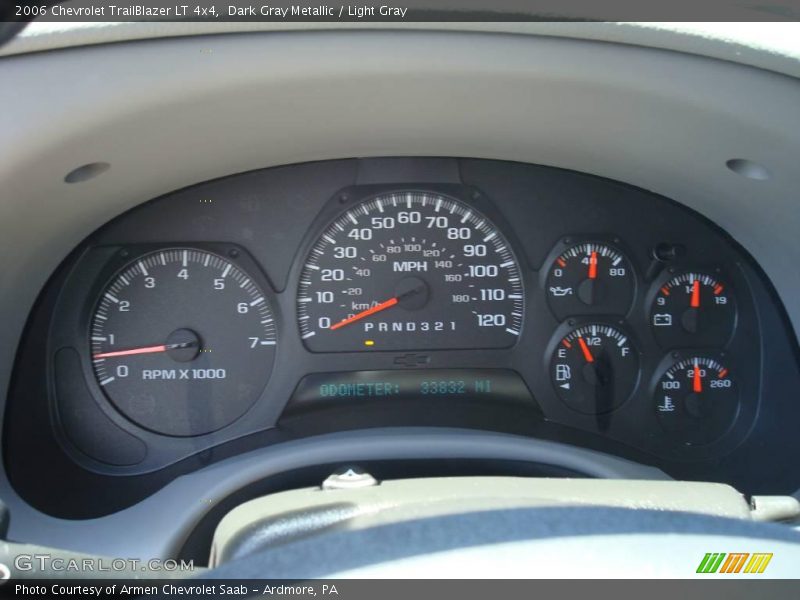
<box><xmin>696</xmin><ymin>552</ymin><xmax>773</xmax><ymax>574</ymax></box>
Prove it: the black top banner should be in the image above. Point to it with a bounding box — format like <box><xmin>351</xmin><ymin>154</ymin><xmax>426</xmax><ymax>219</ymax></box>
<box><xmin>6</xmin><ymin>0</ymin><xmax>800</xmax><ymax>22</ymax></box>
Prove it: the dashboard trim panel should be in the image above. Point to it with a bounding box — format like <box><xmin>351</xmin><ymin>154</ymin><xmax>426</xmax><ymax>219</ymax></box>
<box><xmin>5</xmin><ymin>157</ymin><xmax>799</xmax><ymax>520</ymax></box>
<box><xmin>4</xmin><ymin>428</ymin><xmax>670</xmax><ymax>560</ymax></box>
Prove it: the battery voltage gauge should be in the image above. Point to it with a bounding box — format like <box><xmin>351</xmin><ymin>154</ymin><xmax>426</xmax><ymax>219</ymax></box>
<box><xmin>650</xmin><ymin>271</ymin><xmax>736</xmax><ymax>348</ymax></box>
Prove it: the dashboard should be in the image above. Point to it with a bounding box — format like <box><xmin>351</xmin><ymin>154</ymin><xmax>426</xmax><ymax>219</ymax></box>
<box><xmin>1</xmin><ymin>23</ymin><xmax>800</xmax><ymax>568</ymax></box>
<box><xmin>6</xmin><ymin>157</ymin><xmax>800</xmax><ymax>519</ymax></box>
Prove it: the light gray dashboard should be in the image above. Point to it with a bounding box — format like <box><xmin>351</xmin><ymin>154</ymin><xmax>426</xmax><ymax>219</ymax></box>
<box><xmin>1</xmin><ymin>24</ymin><xmax>800</xmax><ymax>560</ymax></box>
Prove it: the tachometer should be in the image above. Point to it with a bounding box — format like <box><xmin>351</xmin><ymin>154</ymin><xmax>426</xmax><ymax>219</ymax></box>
<box><xmin>90</xmin><ymin>248</ymin><xmax>277</xmax><ymax>437</ymax></box>
<box><xmin>297</xmin><ymin>192</ymin><xmax>524</xmax><ymax>351</ymax></box>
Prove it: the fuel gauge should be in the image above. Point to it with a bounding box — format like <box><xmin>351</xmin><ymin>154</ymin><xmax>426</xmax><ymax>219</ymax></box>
<box><xmin>550</xmin><ymin>323</ymin><xmax>639</xmax><ymax>414</ymax></box>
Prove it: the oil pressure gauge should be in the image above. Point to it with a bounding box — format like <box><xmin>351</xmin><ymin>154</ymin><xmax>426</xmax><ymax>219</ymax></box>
<box><xmin>545</xmin><ymin>242</ymin><xmax>634</xmax><ymax>320</ymax></box>
<box><xmin>655</xmin><ymin>356</ymin><xmax>739</xmax><ymax>445</ymax></box>
<box><xmin>650</xmin><ymin>271</ymin><xmax>736</xmax><ymax>348</ymax></box>
<box><xmin>550</xmin><ymin>323</ymin><xmax>639</xmax><ymax>414</ymax></box>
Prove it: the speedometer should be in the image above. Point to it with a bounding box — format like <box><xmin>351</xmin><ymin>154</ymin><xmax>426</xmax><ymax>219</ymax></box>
<box><xmin>297</xmin><ymin>191</ymin><xmax>524</xmax><ymax>352</ymax></box>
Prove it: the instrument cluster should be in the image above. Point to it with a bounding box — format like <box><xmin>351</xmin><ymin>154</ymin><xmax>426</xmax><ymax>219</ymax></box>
<box><xmin>6</xmin><ymin>158</ymin><xmax>800</xmax><ymax>516</ymax></box>
<box><xmin>543</xmin><ymin>241</ymin><xmax>739</xmax><ymax>430</ymax></box>
<box><xmin>79</xmin><ymin>193</ymin><xmax>748</xmax><ymax>456</ymax></box>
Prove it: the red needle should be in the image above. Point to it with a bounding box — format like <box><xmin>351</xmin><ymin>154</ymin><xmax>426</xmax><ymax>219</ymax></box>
<box><xmin>93</xmin><ymin>344</ymin><xmax>167</xmax><ymax>359</ymax></box>
<box><xmin>693</xmin><ymin>363</ymin><xmax>703</xmax><ymax>393</ymax></box>
<box><xmin>330</xmin><ymin>297</ymin><xmax>399</xmax><ymax>331</ymax></box>
<box><xmin>588</xmin><ymin>251</ymin><xmax>598</xmax><ymax>280</ymax></box>
<box><xmin>577</xmin><ymin>337</ymin><xmax>595</xmax><ymax>363</ymax></box>
<box><xmin>690</xmin><ymin>279</ymin><xmax>701</xmax><ymax>308</ymax></box>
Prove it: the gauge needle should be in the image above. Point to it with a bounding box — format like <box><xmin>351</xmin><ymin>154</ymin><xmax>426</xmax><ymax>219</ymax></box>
<box><xmin>577</xmin><ymin>337</ymin><xmax>595</xmax><ymax>363</ymax></box>
<box><xmin>690</xmin><ymin>279</ymin><xmax>701</xmax><ymax>308</ymax></box>
<box><xmin>93</xmin><ymin>341</ymin><xmax>196</xmax><ymax>359</ymax></box>
<box><xmin>693</xmin><ymin>363</ymin><xmax>703</xmax><ymax>393</ymax></box>
<box><xmin>588</xmin><ymin>251</ymin><xmax>598</xmax><ymax>280</ymax></box>
<box><xmin>329</xmin><ymin>297</ymin><xmax>399</xmax><ymax>331</ymax></box>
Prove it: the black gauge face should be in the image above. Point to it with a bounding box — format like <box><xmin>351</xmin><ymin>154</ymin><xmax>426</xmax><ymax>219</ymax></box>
<box><xmin>655</xmin><ymin>356</ymin><xmax>738</xmax><ymax>444</ymax></box>
<box><xmin>650</xmin><ymin>272</ymin><xmax>736</xmax><ymax>348</ymax></box>
<box><xmin>550</xmin><ymin>323</ymin><xmax>639</xmax><ymax>414</ymax></box>
<box><xmin>545</xmin><ymin>242</ymin><xmax>634</xmax><ymax>320</ymax></box>
<box><xmin>297</xmin><ymin>192</ymin><xmax>525</xmax><ymax>352</ymax></box>
<box><xmin>90</xmin><ymin>249</ymin><xmax>277</xmax><ymax>437</ymax></box>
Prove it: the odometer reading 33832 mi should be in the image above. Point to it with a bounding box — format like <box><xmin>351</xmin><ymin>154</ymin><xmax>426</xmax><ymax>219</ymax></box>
<box><xmin>297</xmin><ymin>192</ymin><xmax>525</xmax><ymax>352</ymax></box>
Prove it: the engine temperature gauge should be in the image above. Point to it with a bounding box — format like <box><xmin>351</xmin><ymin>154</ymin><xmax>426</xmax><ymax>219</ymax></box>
<box><xmin>655</xmin><ymin>356</ymin><xmax>739</xmax><ymax>445</ymax></box>
<box><xmin>545</xmin><ymin>242</ymin><xmax>634</xmax><ymax>320</ymax></box>
<box><xmin>650</xmin><ymin>271</ymin><xmax>736</xmax><ymax>348</ymax></box>
<box><xmin>550</xmin><ymin>323</ymin><xmax>639</xmax><ymax>414</ymax></box>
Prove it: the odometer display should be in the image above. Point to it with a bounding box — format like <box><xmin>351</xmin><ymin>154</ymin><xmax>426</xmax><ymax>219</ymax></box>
<box><xmin>297</xmin><ymin>192</ymin><xmax>524</xmax><ymax>352</ymax></box>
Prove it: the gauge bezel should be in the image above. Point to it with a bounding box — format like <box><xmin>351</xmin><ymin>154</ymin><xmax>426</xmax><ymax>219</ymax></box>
<box><xmin>84</xmin><ymin>245</ymin><xmax>279</xmax><ymax>437</ymax></box>
<box><xmin>650</xmin><ymin>352</ymin><xmax>740</xmax><ymax>446</ymax></box>
<box><xmin>540</xmin><ymin>236</ymin><xmax>639</xmax><ymax>322</ymax></box>
<box><xmin>46</xmin><ymin>242</ymin><xmax>285</xmax><ymax>474</ymax></box>
<box><xmin>291</xmin><ymin>185</ymin><xmax>529</xmax><ymax>353</ymax></box>
<box><xmin>645</xmin><ymin>265</ymin><xmax>739</xmax><ymax>350</ymax></box>
<box><xmin>544</xmin><ymin>318</ymin><xmax>642</xmax><ymax>416</ymax></box>
<box><xmin>647</xmin><ymin>349</ymin><xmax>759</xmax><ymax>455</ymax></box>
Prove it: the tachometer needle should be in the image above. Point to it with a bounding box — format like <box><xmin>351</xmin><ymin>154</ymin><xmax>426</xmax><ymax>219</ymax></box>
<box><xmin>93</xmin><ymin>345</ymin><xmax>167</xmax><ymax>359</ymax></box>
<box><xmin>690</xmin><ymin>279</ymin><xmax>701</xmax><ymax>308</ymax></box>
<box><xmin>577</xmin><ymin>337</ymin><xmax>595</xmax><ymax>363</ymax></box>
<box><xmin>93</xmin><ymin>341</ymin><xmax>197</xmax><ymax>359</ymax></box>
<box><xmin>329</xmin><ymin>297</ymin><xmax>399</xmax><ymax>331</ymax></box>
<box><xmin>693</xmin><ymin>363</ymin><xmax>703</xmax><ymax>393</ymax></box>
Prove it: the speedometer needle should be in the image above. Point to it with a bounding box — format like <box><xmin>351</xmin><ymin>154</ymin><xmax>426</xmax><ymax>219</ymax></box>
<box><xmin>329</xmin><ymin>297</ymin><xmax>399</xmax><ymax>331</ymax></box>
<box><xmin>93</xmin><ymin>341</ymin><xmax>197</xmax><ymax>359</ymax></box>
